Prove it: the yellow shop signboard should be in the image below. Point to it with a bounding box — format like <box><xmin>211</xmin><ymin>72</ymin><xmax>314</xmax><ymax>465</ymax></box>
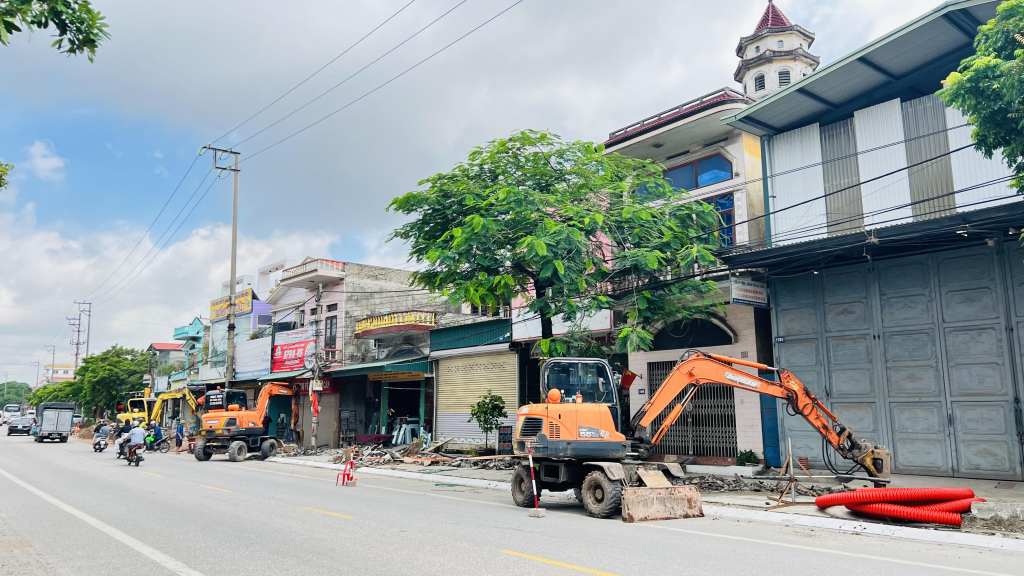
<box><xmin>210</xmin><ymin>288</ymin><xmax>254</xmax><ymax>321</ymax></box>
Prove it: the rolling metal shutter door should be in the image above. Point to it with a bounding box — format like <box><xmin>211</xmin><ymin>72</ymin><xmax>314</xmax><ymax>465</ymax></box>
<box><xmin>436</xmin><ymin>352</ymin><xmax>517</xmax><ymax>440</ymax></box>
<box><xmin>772</xmin><ymin>244</ymin><xmax>1023</xmax><ymax>479</ymax></box>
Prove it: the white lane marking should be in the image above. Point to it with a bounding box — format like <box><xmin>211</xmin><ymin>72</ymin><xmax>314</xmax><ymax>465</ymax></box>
<box><xmin>642</xmin><ymin>524</ymin><xmax>1012</xmax><ymax>576</ymax></box>
<box><xmin>0</xmin><ymin>465</ymin><xmax>204</xmax><ymax>576</ymax></box>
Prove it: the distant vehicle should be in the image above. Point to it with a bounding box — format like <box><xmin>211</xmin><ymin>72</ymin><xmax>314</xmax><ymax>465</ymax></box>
<box><xmin>26</xmin><ymin>410</ymin><xmax>36</xmax><ymax>419</ymax></box>
<box><xmin>2</xmin><ymin>404</ymin><xmax>21</xmax><ymax>424</ymax></box>
<box><xmin>35</xmin><ymin>403</ymin><xmax>75</xmax><ymax>443</ymax></box>
<box><xmin>7</xmin><ymin>417</ymin><xmax>32</xmax><ymax>436</ymax></box>
<box><xmin>72</xmin><ymin>414</ymin><xmax>83</xmax><ymax>426</ymax></box>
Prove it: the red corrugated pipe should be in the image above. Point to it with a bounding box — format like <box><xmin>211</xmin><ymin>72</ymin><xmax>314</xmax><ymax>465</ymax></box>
<box><xmin>845</xmin><ymin>503</ymin><xmax>964</xmax><ymax>527</ymax></box>
<box><xmin>815</xmin><ymin>487</ymin><xmax>975</xmax><ymax>509</ymax></box>
<box><xmin>918</xmin><ymin>497</ymin><xmax>986</xmax><ymax>513</ymax></box>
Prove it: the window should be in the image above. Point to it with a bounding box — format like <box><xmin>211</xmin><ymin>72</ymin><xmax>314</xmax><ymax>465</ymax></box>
<box><xmin>663</xmin><ymin>154</ymin><xmax>733</xmax><ymax>193</ymax></box>
<box><xmin>701</xmin><ymin>192</ymin><xmax>735</xmax><ymax>246</ymax></box>
<box><xmin>324</xmin><ymin>316</ymin><xmax>337</xmax><ymax>360</ymax></box>
<box><xmin>224</xmin><ymin>418</ymin><xmax>237</xmax><ymax>427</ymax></box>
<box><xmin>371</xmin><ymin>339</ymin><xmax>379</xmax><ymax>350</ymax></box>
<box><xmin>754</xmin><ymin>46</ymin><xmax>760</xmax><ymax>54</ymax></box>
<box><xmin>754</xmin><ymin>74</ymin><xmax>766</xmax><ymax>91</ymax></box>
<box><xmin>309</xmin><ymin>307</ymin><xmax>317</xmax><ymax>317</ymax></box>
<box><xmin>777</xmin><ymin>40</ymin><xmax>784</xmax><ymax>49</ymax></box>
<box><xmin>296</xmin><ymin>311</ymin><xmax>304</xmax><ymax>327</ymax></box>
<box><xmin>326</xmin><ymin>303</ymin><xmax>338</xmax><ymax>312</ymax></box>
<box><xmin>778</xmin><ymin>69</ymin><xmax>791</xmax><ymax>87</ymax></box>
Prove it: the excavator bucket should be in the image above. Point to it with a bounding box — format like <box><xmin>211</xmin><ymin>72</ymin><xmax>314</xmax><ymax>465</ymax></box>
<box><xmin>620</xmin><ymin>468</ymin><xmax>703</xmax><ymax>523</ymax></box>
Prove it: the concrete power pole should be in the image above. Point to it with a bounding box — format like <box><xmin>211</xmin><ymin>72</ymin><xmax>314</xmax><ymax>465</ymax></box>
<box><xmin>30</xmin><ymin>361</ymin><xmax>40</xmax><ymax>389</ymax></box>
<box><xmin>68</xmin><ymin>315</ymin><xmax>82</xmax><ymax>373</ymax></box>
<box><xmin>44</xmin><ymin>345</ymin><xmax>55</xmax><ymax>384</ymax></box>
<box><xmin>202</xmin><ymin>146</ymin><xmax>240</xmax><ymax>390</ymax></box>
<box><xmin>75</xmin><ymin>301</ymin><xmax>92</xmax><ymax>358</ymax></box>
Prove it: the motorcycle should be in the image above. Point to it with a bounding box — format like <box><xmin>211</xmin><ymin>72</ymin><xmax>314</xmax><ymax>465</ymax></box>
<box><xmin>126</xmin><ymin>444</ymin><xmax>144</xmax><ymax>466</ymax></box>
<box><xmin>93</xmin><ymin>437</ymin><xmax>108</xmax><ymax>452</ymax></box>
<box><xmin>116</xmin><ymin>433</ymin><xmax>130</xmax><ymax>459</ymax></box>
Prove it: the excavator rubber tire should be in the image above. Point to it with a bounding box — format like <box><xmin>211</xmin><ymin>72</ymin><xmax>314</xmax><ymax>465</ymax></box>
<box><xmin>260</xmin><ymin>439</ymin><xmax>278</xmax><ymax>460</ymax></box>
<box><xmin>580</xmin><ymin>470</ymin><xmax>622</xmax><ymax>519</ymax></box>
<box><xmin>573</xmin><ymin>487</ymin><xmax>583</xmax><ymax>503</ymax></box>
<box><xmin>227</xmin><ymin>440</ymin><xmax>247</xmax><ymax>462</ymax></box>
<box><xmin>511</xmin><ymin>465</ymin><xmax>537</xmax><ymax>508</ymax></box>
<box><xmin>194</xmin><ymin>440</ymin><xmax>212</xmax><ymax>461</ymax></box>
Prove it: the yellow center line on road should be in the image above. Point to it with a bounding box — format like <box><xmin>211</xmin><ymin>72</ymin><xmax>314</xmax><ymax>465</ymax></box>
<box><xmin>79</xmin><ymin>457</ymin><xmax>90</xmax><ymax>460</ymax></box>
<box><xmin>102</xmin><ymin>463</ymin><xmax>115</xmax><ymax>467</ymax></box>
<box><xmin>300</xmin><ymin>506</ymin><xmax>352</xmax><ymax>519</ymax></box>
<box><xmin>501</xmin><ymin>550</ymin><xmax>619</xmax><ymax>576</ymax></box>
<box><xmin>641</xmin><ymin>524</ymin><xmax>1012</xmax><ymax>576</ymax></box>
<box><xmin>143</xmin><ymin>472</ymin><xmax>161</xmax><ymax>477</ymax></box>
<box><xmin>201</xmin><ymin>485</ymin><xmax>229</xmax><ymax>492</ymax></box>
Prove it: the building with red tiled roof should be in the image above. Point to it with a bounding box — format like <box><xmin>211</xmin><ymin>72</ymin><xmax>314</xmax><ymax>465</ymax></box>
<box><xmin>147</xmin><ymin>342</ymin><xmax>186</xmax><ymax>368</ymax></box>
<box><xmin>735</xmin><ymin>1</ymin><xmax>819</xmax><ymax>99</ymax></box>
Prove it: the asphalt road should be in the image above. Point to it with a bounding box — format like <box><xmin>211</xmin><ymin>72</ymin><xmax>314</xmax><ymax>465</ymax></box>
<box><xmin>0</xmin><ymin>431</ymin><xmax>1021</xmax><ymax>576</ymax></box>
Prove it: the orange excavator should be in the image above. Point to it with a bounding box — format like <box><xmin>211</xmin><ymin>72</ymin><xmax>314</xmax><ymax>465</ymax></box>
<box><xmin>512</xmin><ymin>349</ymin><xmax>891</xmax><ymax>520</ymax></box>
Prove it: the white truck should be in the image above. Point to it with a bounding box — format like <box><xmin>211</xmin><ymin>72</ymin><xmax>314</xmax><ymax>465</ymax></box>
<box><xmin>35</xmin><ymin>402</ymin><xmax>75</xmax><ymax>443</ymax></box>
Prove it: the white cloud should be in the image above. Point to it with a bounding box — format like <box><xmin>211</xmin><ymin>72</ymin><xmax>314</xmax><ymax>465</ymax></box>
<box><xmin>154</xmin><ymin>165</ymin><xmax>169</xmax><ymax>178</ymax></box>
<box><xmin>23</xmin><ymin>140</ymin><xmax>66</xmax><ymax>181</ymax></box>
<box><xmin>357</xmin><ymin>231</ymin><xmax>419</xmax><ymax>270</ymax></box>
<box><xmin>0</xmin><ymin>209</ymin><xmax>336</xmax><ymax>369</ymax></box>
<box><xmin>0</xmin><ymin>182</ymin><xmax>18</xmax><ymax>207</ymax></box>
<box><xmin>105</xmin><ymin>142</ymin><xmax>123</xmax><ymax>158</ymax></box>
<box><xmin>153</xmin><ymin>150</ymin><xmax>164</xmax><ymax>159</ymax></box>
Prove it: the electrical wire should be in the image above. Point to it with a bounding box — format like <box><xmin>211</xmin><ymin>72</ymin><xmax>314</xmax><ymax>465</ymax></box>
<box><xmin>211</xmin><ymin>0</ymin><xmax>419</xmax><ymax>145</ymax></box>
<box><xmin>234</xmin><ymin>0</ymin><xmax>469</xmax><ymax>148</ymax></box>
<box><xmin>243</xmin><ymin>0</ymin><xmax>524</xmax><ymax>162</ymax></box>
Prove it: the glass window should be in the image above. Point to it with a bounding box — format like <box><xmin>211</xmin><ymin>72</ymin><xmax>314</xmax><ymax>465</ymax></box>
<box><xmin>544</xmin><ymin>361</ymin><xmax>614</xmax><ymax>404</ymax></box>
<box><xmin>779</xmin><ymin>69</ymin><xmax>791</xmax><ymax>87</ymax></box>
<box><xmin>326</xmin><ymin>303</ymin><xmax>338</xmax><ymax>312</ymax></box>
<box><xmin>754</xmin><ymin>46</ymin><xmax>760</xmax><ymax>54</ymax></box>
<box><xmin>697</xmin><ymin>156</ymin><xmax>732</xmax><ymax>187</ymax></box>
<box><xmin>325</xmin><ymin>316</ymin><xmax>337</xmax><ymax>360</ymax></box>
<box><xmin>701</xmin><ymin>193</ymin><xmax>735</xmax><ymax>247</ymax></box>
<box><xmin>664</xmin><ymin>164</ymin><xmax>696</xmax><ymax>191</ymax></box>
<box><xmin>777</xmin><ymin>40</ymin><xmax>784</xmax><ymax>48</ymax></box>
<box><xmin>755</xmin><ymin>74</ymin><xmax>766</xmax><ymax>91</ymax></box>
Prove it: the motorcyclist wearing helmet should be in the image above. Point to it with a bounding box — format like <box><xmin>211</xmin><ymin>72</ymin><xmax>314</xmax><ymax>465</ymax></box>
<box><xmin>127</xmin><ymin>422</ymin><xmax>148</xmax><ymax>461</ymax></box>
<box><xmin>93</xmin><ymin>420</ymin><xmax>110</xmax><ymax>449</ymax></box>
<box><xmin>115</xmin><ymin>420</ymin><xmax>133</xmax><ymax>457</ymax></box>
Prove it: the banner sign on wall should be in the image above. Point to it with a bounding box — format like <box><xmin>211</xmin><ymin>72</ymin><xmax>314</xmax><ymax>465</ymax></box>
<box><xmin>210</xmin><ymin>288</ymin><xmax>255</xmax><ymax>321</ymax></box>
<box><xmin>272</xmin><ymin>327</ymin><xmax>315</xmax><ymax>373</ymax></box>
<box><xmin>235</xmin><ymin>337</ymin><xmax>272</xmax><ymax>379</ymax></box>
<box><xmin>731</xmin><ymin>278</ymin><xmax>769</xmax><ymax>308</ymax></box>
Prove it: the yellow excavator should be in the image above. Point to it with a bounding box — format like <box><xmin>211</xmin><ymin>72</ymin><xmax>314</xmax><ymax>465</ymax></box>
<box><xmin>115</xmin><ymin>387</ymin><xmax>200</xmax><ymax>426</ymax></box>
<box><xmin>512</xmin><ymin>350</ymin><xmax>891</xmax><ymax>521</ymax></box>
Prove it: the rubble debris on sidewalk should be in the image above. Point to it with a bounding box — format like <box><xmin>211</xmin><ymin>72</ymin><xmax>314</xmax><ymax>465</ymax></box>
<box><xmin>679</xmin><ymin>474</ymin><xmax>852</xmax><ymax>496</ymax></box>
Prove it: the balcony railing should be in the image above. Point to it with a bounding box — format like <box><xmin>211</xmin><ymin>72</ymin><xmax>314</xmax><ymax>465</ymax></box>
<box><xmin>355</xmin><ymin>310</ymin><xmax>436</xmax><ymax>338</ymax></box>
<box><xmin>281</xmin><ymin>258</ymin><xmax>344</xmax><ymax>281</ymax></box>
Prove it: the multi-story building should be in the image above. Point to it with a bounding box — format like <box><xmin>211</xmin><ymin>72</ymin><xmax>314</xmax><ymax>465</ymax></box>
<box><xmin>43</xmin><ymin>364</ymin><xmax>74</xmax><ymax>384</ymax></box>
<box><xmin>171</xmin><ymin>317</ymin><xmax>207</xmax><ymax>388</ymax></box>
<box><xmin>722</xmin><ymin>0</ymin><xmax>1023</xmax><ymax>480</ymax></box>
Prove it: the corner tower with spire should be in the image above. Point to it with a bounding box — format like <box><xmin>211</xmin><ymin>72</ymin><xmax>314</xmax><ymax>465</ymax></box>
<box><xmin>734</xmin><ymin>1</ymin><xmax>819</xmax><ymax>99</ymax></box>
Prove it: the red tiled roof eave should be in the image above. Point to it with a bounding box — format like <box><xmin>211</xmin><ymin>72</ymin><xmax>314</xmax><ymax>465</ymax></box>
<box><xmin>756</xmin><ymin>1</ymin><xmax>792</xmax><ymax>32</ymax></box>
<box><xmin>603</xmin><ymin>93</ymin><xmax>751</xmax><ymax>148</ymax></box>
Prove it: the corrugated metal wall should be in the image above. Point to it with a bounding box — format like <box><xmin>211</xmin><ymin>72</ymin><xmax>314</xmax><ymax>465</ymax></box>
<box><xmin>436</xmin><ymin>352</ymin><xmax>517</xmax><ymax>440</ymax></box>
<box><xmin>819</xmin><ymin>118</ymin><xmax>864</xmax><ymax>236</ymax></box>
<box><xmin>769</xmin><ymin>123</ymin><xmax>827</xmax><ymax>245</ymax></box>
<box><xmin>430</xmin><ymin>319</ymin><xmax>511</xmax><ymax>352</ymax></box>
<box><xmin>854</xmin><ymin>99</ymin><xmax>914</xmax><ymax>228</ymax></box>
<box><xmin>901</xmin><ymin>95</ymin><xmax>956</xmax><ymax>220</ymax></box>
<box><xmin>944</xmin><ymin>107</ymin><xmax>1018</xmax><ymax>210</ymax></box>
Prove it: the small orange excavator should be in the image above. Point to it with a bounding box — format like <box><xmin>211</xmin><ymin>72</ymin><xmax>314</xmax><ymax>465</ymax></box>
<box><xmin>512</xmin><ymin>349</ymin><xmax>891</xmax><ymax>520</ymax></box>
<box><xmin>195</xmin><ymin>383</ymin><xmax>294</xmax><ymax>462</ymax></box>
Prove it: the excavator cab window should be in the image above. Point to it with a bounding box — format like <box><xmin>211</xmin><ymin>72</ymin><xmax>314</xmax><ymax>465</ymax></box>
<box><xmin>225</xmin><ymin>390</ymin><xmax>248</xmax><ymax>410</ymax></box>
<box><xmin>542</xmin><ymin>360</ymin><xmax>616</xmax><ymax>405</ymax></box>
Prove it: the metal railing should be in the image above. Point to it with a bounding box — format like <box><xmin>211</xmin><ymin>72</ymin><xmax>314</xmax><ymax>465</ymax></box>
<box><xmin>648</xmin><ymin>360</ymin><xmax>738</xmax><ymax>458</ymax></box>
<box><xmin>607</xmin><ymin>87</ymin><xmax>748</xmax><ymax>140</ymax></box>
<box><xmin>355</xmin><ymin>310</ymin><xmax>436</xmax><ymax>334</ymax></box>
<box><xmin>281</xmin><ymin>258</ymin><xmax>344</xmax><ymax>280</ymax></box>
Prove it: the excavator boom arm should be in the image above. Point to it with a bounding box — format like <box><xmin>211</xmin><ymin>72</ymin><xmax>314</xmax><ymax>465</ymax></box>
<box><xmin>630</xmin><ymin>351</ymin><xmax>889</xmax><ymax>478</ymax></box>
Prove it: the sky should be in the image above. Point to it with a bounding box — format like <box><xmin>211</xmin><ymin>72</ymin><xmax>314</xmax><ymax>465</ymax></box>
<box><xmin>0</xmin><ymin>0</ymin><xmax>944</xmax><ymax>383</ymax></box>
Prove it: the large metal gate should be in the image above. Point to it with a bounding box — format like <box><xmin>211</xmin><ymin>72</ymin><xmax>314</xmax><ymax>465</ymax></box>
<box><xmin>648</xmin><ymin>361</ymin><xmax>738</xmax><ymax>458</ymax></box>
<box><xmin>771</xmin><ymin>242</ymin><xmax>1024</xmax><ymax>480</ymax></box>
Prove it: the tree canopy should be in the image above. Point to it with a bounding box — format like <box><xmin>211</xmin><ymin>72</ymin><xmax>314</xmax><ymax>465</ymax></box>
<box><xmin>27</xmin><ymin>345</ymin><xmax>149</xmax><ymax>417</ymax></box>
<box><xmin>388</xmin><ymin>129</ymin><xmax>722</xmax><ymax>354</ymax></box>
<box><xmin>1</xmin><ymin>381</ymin><xmax>31</xmax><ymax>408</ymax></box>
<box><xmin>939</xmin><ymin>0</ymin><xmax>1024</xmax><ymax>192</ymax></box>
<box><xmin>0</xmin><ymin>0</ymin><xmax>109</xmax><ymax>61</ymax></box>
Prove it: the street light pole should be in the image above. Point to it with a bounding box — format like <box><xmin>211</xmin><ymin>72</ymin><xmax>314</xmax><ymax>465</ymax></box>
<box><xmin>201</xmin><ymin>146</ymin><xmax>240</xmax><ymax>390</ymax></box>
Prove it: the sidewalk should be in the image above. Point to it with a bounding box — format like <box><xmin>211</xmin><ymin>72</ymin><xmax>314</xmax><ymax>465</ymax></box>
<box><xmin>268</xmin><ymin>454</ymin><xmax>1024</xmax><ymax>552</ymax></box>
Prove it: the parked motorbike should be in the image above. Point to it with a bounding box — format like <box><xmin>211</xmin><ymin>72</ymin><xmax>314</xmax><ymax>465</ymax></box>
<box><xmin>126</xmin><ymin>444</ymin><xmax>144</xmax><ymax>466</ymax></box>
<box><xmin>93</xmin><ymin>437</ymin><xmax>107</xmax><ymax>452</ymax></box>
<box><xmin>152</xmin><ymin>436</ymin><xmax>172</xmax><ymax>453</ymax></box>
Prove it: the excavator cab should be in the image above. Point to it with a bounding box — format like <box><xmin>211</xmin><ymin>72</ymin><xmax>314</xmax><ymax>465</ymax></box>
<box><xmin>541</xmin><ymin>358</ymin><xmax>621</xmax><ymax>432</ymax></box>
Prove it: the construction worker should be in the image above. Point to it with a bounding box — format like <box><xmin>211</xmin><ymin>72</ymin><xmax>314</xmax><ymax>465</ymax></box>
<box><xmin>174</xmin><ymin>419</ymin><xmax>185</xmax><ymax>455</ymax></box>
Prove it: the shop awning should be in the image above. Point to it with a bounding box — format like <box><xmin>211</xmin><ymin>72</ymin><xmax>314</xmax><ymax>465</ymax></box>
<box><xmin>324</xmin><ymin>356</ymin><xmax>429</xmax><ymax>377</ymax></box>
<box><xmin>258</xmin><ymin>369</ymin><xmax>310</xmax><ymax>381</ymax></box>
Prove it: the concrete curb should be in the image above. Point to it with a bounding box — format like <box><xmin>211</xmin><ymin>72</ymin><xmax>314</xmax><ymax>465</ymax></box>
<box><xmin>266</xmin><ymin>458</ymin><xmax>1024</xmax><ymax>552</ymax></box>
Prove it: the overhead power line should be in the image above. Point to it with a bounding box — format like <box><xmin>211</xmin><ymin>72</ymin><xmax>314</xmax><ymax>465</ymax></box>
<box><xmin>244</xmin><ymin>0</ymin><xmax>524</xmax><ymax>162</ymax></box>
<box><xmin>211</xmin><ymin>0</ymin><xmax>418</xmax><ymax>145</ymax></box>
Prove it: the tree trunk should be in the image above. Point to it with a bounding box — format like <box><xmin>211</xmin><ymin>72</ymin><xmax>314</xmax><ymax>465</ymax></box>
<box><xmin>535</xmin><ymin>280</ymin><xmax>554</xmax><ymax>340</ymax></box>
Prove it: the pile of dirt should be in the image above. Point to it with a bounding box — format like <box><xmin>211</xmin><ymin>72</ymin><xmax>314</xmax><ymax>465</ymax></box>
<box><xmin>77</xmin><ymin>426</ymin><xmax>95</xmax><ymax>439</ymax></box>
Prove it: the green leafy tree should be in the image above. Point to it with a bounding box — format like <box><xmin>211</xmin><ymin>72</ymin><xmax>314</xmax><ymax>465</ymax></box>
<box><xmin>939</xmin><ymin>0</ymin><xmax>1024</xmax><ymax>191</ymax></box>
<box><xmin>27</xmin><ymin>345</ymin><xmax>149</xmax><ymax>418</ymax></box>
<box><xmin>0</xmin><ymin>0</ymin><xmax>110</xmax><ymax>61</ymax></box>
<box><xmin>0</xmin><ymin>381</ymin><xmax>31</xmax><ymax>408</ymax></box>
<box><xmin>467</xmin><ymin>388</ymin><xmax>507</xmax><ymax>447</ymax></box>
<box><xmin>0</xmin><ymin>154</ymin><xmax>11</xmax><ymax>195</ymax></box>
<box><xmin>388</xmin><ymin>129</ymin><xmax>721</xmax><ymax>354</ymax></box>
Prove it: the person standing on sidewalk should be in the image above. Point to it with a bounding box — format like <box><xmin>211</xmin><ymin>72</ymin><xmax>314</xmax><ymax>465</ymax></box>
<box><xmin>174</xmin><ymin>419</ymin><xmax>185</xmax><ymax>455</ymax></box>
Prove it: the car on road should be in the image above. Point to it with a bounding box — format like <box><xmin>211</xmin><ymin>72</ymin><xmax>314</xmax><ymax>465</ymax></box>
<box><xmin>7</xmin><ymin>418</ymin><xmax>33</xmax><ymax>436</ymax></box>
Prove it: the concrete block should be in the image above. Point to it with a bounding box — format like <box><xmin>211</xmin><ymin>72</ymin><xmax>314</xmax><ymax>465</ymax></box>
<box><xmin>971</xmin><ymin>502</ymin><xmax>1024</xmax><ymax>521</ymax></box>
<box><xmin>529</xmin><ymin>508</ymin><xmax>546</xmax><ymax>518</ymax></box>
<box><xmin>621</xmin><ymin>485</ymin><xmax>703</xmax><ymax>523</ymax></box>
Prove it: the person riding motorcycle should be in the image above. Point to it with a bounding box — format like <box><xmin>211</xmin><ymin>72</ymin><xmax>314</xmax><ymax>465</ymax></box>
<box><xmin>115</xmin><ymin>420</ymin><xmax>133</xmax><ymax>458</ymax></box>
<box><xmin>93</xmin><ymin>421</ymin><xmax>110</xmax><ymax>450</ymax></box>
<box><xmin>126</xmin><ymin>422</ymin><xmax>147</xmax><ymax>463</ymax></box>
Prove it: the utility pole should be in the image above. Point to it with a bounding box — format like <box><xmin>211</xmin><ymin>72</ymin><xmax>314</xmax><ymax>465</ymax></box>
<box><xmin>45</xmin><ymin>345</ymin><xmax>55</xmax><ymax>384</ymax></box>
<box><xmin>201</xmin><ymin>145</ymin><xmax>240</xmax><ymax>389</ymax></box>
<box><xmin>30</xmin><ymin>361</ymin><xmax>40</xmax><ymax>388</ymax></box>
<box><xmin>75</xmin><ymin>301</ymin><xmax>92</xmax><ymax>358</ymax></box>
<box><xmin>310</xmin><ymin>284</ymin><xmax>324</xmax><ymax>448</ymax></box>
<box><xmin>68</xmin><ymin>315</ymin><xmax>83</xmax><ymax>373</ymax></box>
